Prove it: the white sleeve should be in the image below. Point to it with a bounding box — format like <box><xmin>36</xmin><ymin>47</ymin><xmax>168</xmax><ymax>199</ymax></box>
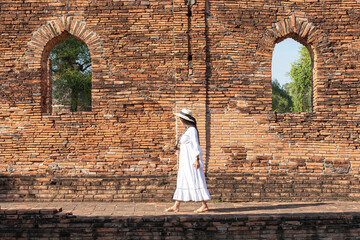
<box><xmin>189</xmin><ymin>127</ymin><xmax>201</xmax><ymax>163</ymax></box>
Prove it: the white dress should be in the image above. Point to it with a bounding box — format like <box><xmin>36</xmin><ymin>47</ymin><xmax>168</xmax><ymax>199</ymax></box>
<box><xmin>173</xmin><ymin>127</ymin><xmax>211</xmax><ymax>202</ymax></box>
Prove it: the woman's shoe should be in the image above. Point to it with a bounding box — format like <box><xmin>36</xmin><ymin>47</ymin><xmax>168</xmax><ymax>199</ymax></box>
<box><xmin>194</xmin><ymin>207</ymin><xmax>209</xmax><ymax>213</ymax></box>
<box><xmin>165</xmin><ymin>207</ymin><xmax>179</xmax><ymax>213</ymax></box>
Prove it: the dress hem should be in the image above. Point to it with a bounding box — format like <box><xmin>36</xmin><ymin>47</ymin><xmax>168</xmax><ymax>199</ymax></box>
<box><xmin>173</xmin><ymin>188</ymin><xmax>211</xmax><ymax>202</ymax></box>
<box><xmin>172</xmin><ymin>198</ymin><xmax>211</xmax><ymax>202</ymax></box>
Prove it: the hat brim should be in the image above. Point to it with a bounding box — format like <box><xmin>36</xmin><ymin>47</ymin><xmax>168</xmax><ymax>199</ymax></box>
<box><xmin>174</xmin><ymin>113</ymin><xmax>195</xmax><ymax>123</ymax></box>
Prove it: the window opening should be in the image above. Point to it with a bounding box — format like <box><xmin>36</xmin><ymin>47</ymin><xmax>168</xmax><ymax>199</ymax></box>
<box><xmin>49</xmin><ymin>36</ymin><xmax>92</xmax><ymax>113</ymax></box>
<box><xmin>272</xmin><ymin>38</ymin><xmax>313</xmax><ymax>113</ymax></box>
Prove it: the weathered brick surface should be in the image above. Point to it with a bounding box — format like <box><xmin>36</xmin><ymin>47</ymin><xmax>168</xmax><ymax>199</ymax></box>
<box><xmin>1</xmin><ymin>174</ymin><xmax>359</xmax><ymax>202</ymax></box>
<box><xmin>0</xmin><ymin>0</ymin><xmax>359</xmax><ymax>201</ymax></box>
<box><xmin>1</xmin><ymin>208</ymin><xmax>360</xmax><ymax>239</ymax></box>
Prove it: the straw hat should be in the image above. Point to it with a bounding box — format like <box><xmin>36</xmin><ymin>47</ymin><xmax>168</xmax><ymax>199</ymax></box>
<box><xmin>174</xmin><ymin>109</ymin><xmax>195</xmax><ymax>123</ymax></box>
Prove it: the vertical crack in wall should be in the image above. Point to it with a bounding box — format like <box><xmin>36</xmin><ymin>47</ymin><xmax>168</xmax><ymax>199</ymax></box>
<box><xmin>172</xmin><ymin>0</ymin><xmax>179</xmax><ymax>170</ymax></box>
<box><xmin>186</xmin><ymin>0</ymin><xmax>193</xmax><ymax>76</ymax></box>
<box><xmin>204</xmin><ymin>0</ymin><xmax>211</xmax><ymax>176</ymax></box>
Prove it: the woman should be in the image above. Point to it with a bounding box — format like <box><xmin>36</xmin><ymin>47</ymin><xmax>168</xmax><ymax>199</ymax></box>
<box><xmin>166</xmin><ymin>108</ymin><xmax>211</xmax><ymax>213</ymax></box>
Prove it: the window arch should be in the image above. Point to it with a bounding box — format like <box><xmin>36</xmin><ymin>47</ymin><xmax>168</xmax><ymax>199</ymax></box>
<box><xmin>258</xmin><ymin>12</ymin><xmax>328</xmax><ymax>113</ymax></box>
<box><xmin>24</xmin><ymin>16</ymin><xmax>103</xmax><ymax>114</ymax></box>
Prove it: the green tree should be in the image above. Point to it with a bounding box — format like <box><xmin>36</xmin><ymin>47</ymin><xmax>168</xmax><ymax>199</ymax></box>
<box><xmin>50</xmin><ymin>36</ymin><xmax>92</xmax><ymax>112</ymax></box>
<box><xmin>288</xmin><ymin>46</ymin><xmax>312</xmax><ymax>112</ymax></box>
<box><xmin>272</xmin><ymin>79</ymin><xmax>293</xmax><ymax>113</ymax></box>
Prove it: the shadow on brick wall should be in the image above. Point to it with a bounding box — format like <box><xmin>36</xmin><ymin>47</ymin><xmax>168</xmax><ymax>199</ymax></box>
<box><xmin>0</xmin><ymin>175</ymin><xmax>37</xmax><ymax>201</ymax></box>
<box><xmin>0</xmin><ymin>175</ymin><xmax>14</xmax><ymax>201</ymax></box>
<box><xmin>0</xmin><ymin>173</ymin><xmax>359</xmax><ymax>202</ymax></box>
<box><xmin>0</xmin><ymin>174</ymin><xmax>176</xmax><ymax>202</ymax></box>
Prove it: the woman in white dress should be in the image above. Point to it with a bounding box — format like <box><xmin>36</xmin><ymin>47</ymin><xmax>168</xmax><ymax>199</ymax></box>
<box><xmin>166</xmin><ymin>109</ymin><xmax>211</xmax><ymax>213</ymax></box>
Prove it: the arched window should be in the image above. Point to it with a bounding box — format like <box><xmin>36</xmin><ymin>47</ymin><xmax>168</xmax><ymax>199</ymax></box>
<box><xmin>41</xmin><ymin>32</ymin><xmax>92</xmax><ymax>114</ymax></box>
<box><xmin>272</xmin><ymin>38</ymin><xmax>313</xmax><ymax>113</ymax></box>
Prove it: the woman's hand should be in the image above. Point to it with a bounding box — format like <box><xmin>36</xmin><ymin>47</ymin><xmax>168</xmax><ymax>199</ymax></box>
<box><xmin>193</xmin><ymin>158</ymin><xmax>200</xmax><ymax>170</ymax></box>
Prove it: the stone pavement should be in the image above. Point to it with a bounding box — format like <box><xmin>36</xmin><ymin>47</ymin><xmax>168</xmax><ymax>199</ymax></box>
<box><xmin>1</xmin><ymin>201</ymin><xmax>360</xmax><ymax>217</ymax></box>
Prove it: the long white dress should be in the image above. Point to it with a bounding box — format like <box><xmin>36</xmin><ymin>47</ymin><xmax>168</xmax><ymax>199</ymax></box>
<box><xmin>173</xmin><ymin>127</ymin><xmax>211</xmax><ymax>202</ymax></box>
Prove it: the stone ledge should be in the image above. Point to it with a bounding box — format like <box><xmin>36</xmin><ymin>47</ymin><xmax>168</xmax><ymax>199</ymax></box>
<box><xmin>1</xmin><ymin>204</ymin><xmax>360</xmax><ymax>239</ymax></box>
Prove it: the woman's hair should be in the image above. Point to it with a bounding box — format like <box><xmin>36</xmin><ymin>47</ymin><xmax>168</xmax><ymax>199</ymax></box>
<box><xmin>180</xmin><ymin>118</ymin><xmax>200</xmax><ymax>145</ymax></box>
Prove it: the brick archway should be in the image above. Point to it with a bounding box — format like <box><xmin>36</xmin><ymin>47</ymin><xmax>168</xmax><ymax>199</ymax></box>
<box><xmin>25</xmin><ymin>16</ymin><xmax>103</xmax><ymax>69</ymax></box>
<box><xmin>24</xmin><ymin>16</ymin><xmax>103</xmax><ymax>113</ymax></box>
<box><xmin>258</xmin><ymin>12</ymin><xmax>329</xmax><ymax>112</ymax></box>
<box><xmin>258</xmin><ymin>12</ymin><xmax>328</xmax><ymax>53</ymax></box>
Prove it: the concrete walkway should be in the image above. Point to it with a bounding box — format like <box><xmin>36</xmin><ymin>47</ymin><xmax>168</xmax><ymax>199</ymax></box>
<box><xmin>1</xmin><ymin>201</ymin><xmax>359</xmax><ymax>217</ymax></box>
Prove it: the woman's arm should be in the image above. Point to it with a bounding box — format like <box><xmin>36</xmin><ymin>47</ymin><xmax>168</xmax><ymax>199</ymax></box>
<box><xmin>193</xmin><ymin>155</ymin><xmax>200</xmax><ymax>169</ymax></box>
<box><xmin>189</xmin><ymin>127</ymin><xmax>201</xmax><ymax>169</ymax></box>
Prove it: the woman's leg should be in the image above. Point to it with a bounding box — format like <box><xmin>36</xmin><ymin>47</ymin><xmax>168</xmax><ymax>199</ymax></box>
<box><xmin>195</xmin><ymin>201</ymin><xmax>209</xmax><ymax>213</ymax></box>
<box><xmin>201</xmin><ymin>201</ymin><xmax>208</xmax><ymax>210</ymax></box>
<box><xmin>174</xmin><ymin>200</ymin><xmax>181</xmax><ymax>210</ymax></box>
<box><xmin>165</xmin><ymin>200</ymin><xmax>181</xmax><ymax>212</ymax></box>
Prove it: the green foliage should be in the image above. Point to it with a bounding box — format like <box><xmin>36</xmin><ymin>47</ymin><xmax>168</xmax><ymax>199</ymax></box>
<box><xmin>272</xmin><ymin>45</ymin><xmax>313</xmax><ymax>113</ymax></box>
<box><xmin>288</xmin><ymin>46</ymin><xmax>312</xmax><ymax>112</ymax></box>
<box><xmin>272</xmin><ymin>79</ymin><xmax>293</xmax><ymax>113</ymax></box>
<box><xmin>50</xmin><ymin>36</ymin><xmax>92</xmax><ymax>112</ymax></box>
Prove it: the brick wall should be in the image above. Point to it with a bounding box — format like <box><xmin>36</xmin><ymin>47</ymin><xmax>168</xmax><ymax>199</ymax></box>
<box><xmin>1</xmin><ymin>207</ymin><xmax>360</xmax><ymax>239</ymax></box>
<box><xmin>0</xmin><ymin>0</ymin><xmax>360</xmax><ymax>201</ymax></box>
<box><xmin>1</xmin><ymin>173</ymin><xmax>359</xmax><ymax>202</ymax></box>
